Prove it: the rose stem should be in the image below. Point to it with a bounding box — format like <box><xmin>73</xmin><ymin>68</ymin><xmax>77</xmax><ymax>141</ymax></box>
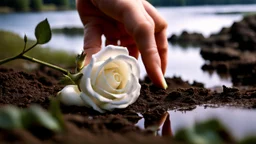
<box><xmin>0</xmin><ymin>42</ymin><xmax>69</xmax><ymax>75</ymax></box>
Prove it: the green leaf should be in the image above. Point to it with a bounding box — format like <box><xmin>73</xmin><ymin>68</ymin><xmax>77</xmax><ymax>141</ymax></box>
<box><xmin>175</xmin><ymin>119</ymin><xmax>234</xmax><ymax>144</ymax></box>
<box><xmin>24</xmin><ymin>105</ymin><xmax>61</xmax><ymax>132</ymax></box>
<box><xmin>70</xmin><ymin>72</ymin><xmax>83</xmax><ymax>84</ymax></box>
<box><xmin>0</xmin><ymin>106</ymin><xmax>22</xmax><ymax>129</ymax></box>
<box><xmin>35</xmin><ymin>18</ymin><xmax>52</xmax><ymax>44</ymax></box>
<box><xmin>59</xmin><ymin>74</ymin><xmax>76</xmax><ymax>85</ymax></box>
<box><xmin>49</xmin><ymin>97</ymin><xmax>65</xmax><ymax>130</ymax></box>
<box><xmin>59</xmin><ymin>73</ymin><xmax>83</xmax><ymax>85</ymax></box>
<box><xmin>239</xmin><ymin>137</ymin><xmax>256</xmax><ymax>144</ymax></box>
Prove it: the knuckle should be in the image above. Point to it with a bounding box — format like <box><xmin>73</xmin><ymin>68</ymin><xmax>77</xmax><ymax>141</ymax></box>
<box><xmin>144</xmin><ymin>47</ymin><xmax>158</xmax><ymax>56</ymax></box>
<box><xmin>133</xmin><ymin>21</ymin><xmax>155</xmax><ymax>37</ymax></box>
<box><xmin>159</xmin><ymin>46</ymin><xmax>168</xmax><ymax>53</ymax></box>
<box><xmin>156</xmin><ymin>20</ymin><xmax>168</xmax><ymax>32</ymax></box>
<box><xmin>161</xmin><ymin>20</ymin><xmax>168</xmax><ymax>30</ymax></box>
<box><xmin>159</xmin><ymin>48</ymin><xmax>168</xmax><ymax>57</ymax></box>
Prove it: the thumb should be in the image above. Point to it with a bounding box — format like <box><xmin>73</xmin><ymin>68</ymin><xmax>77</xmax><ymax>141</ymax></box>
<box><xmin>83</xmin><ymin>21</ymin><xmax>103</xmax><ymax>65</ymax></box>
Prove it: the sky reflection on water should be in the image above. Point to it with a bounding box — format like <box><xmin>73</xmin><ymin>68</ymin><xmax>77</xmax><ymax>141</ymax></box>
<box><xmin>136</xmin><ymin>106</ymin><xmax>256</xmax><ymax>140</ymax></box>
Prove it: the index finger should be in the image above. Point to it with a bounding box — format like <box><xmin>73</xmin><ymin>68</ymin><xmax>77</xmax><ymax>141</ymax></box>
<box><xmin>91</xmin><ymin>0</ymin><xmax>167</xmax><ymax>89</ymax></box>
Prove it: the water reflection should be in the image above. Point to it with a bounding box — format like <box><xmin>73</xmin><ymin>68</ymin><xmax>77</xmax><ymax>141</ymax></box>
<box><xmin>136</xmin><ymin>106</ymin><xmax>256</xmax><ymax>140</ymax></box>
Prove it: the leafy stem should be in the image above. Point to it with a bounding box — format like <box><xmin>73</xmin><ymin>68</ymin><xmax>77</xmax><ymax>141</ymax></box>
<box><xmin>21</xmin><ymin>55</ymin><xmax>68</xmax><ymax>74</ymax></box>
<box><xmin>22</xmin><ymin>42</ymin><xmax>38</xmax><ymax>54</ymax></box>
<box><xmin>0</xmin><ymin>19</ymin><xmax>69</xmax><ymax>75</ymax></box>
<box><xmin>0</xmin><ymin>42</ymin><xmax>37</xmax><ymax>65</ymax></box>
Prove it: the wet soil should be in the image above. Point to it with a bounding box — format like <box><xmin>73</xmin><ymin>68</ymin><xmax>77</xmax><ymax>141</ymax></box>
<box><xmin>1</xmin><ymin>64</ymin><xmax>256</xmax><ymax>143</ymax></box>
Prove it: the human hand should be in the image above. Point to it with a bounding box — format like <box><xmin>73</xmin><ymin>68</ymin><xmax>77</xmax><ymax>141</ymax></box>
<box><xmin>76</xmin><ymin>0</ymin><xmax>168</xmax><ymax>89</ymax></box>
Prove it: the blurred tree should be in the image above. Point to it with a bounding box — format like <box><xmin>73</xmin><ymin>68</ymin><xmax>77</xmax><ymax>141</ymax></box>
<box><xmin>147</xmin><ymin>0</ymin><xmax>256</xmax><ymax>6</ymax></box>
<box><xmin>30</xmin><ymin>0</ymin><xmax>43</xmax><ymax>11</ymax></box>
<box><xmin>43</xmin><ymin>0</ymin><xmax>51</xmax><ymax>4</ymax></box>
<box><xmin>52</xmin><ymin>0</ymin><xmax>69</xmax><ymax>8</ymax></box>
<box><xmin>69</xmin><ymin>0</ymin><xmax>76</xmax><ymax>9</ymax></box>
<box><xmin>0</xmin><ymin>0</ymin><xmax>9</xmax><ymax>6</ymax></box>
<box><xmin>8</xmin><ymin>0</ymin><xmax>30</xmax><ymax>11</ymax></box>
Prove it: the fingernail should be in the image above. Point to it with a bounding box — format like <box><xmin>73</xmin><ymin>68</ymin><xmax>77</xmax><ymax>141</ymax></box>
<box><xmin>161</xmin><ymin>75</ymin><xmax>168</xmax><ymax>89</ymax></box>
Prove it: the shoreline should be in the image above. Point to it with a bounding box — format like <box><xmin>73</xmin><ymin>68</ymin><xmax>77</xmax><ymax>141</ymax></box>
<box><xmin>0</xmin><ymin>6</ymin><xmax>76</xmax><ymax>14</ymax></box>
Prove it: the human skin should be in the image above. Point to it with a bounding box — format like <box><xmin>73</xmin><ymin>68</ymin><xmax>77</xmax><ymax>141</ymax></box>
<box><xmin>76</xmin><ymin>0</ymin><xmax>168</xmax><ymax>89</ymax></box>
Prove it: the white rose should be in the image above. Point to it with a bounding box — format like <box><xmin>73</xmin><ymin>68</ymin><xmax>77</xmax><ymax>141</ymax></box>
<box><xmin>59</xmin><ymin>45</ymin><xmax>141</xmax><ymax>113</ymax></box>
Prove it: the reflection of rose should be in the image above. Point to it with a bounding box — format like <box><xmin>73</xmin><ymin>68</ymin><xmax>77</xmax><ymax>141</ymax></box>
<box><xmin>59</xmin><ymin>45</ymin><xmax>141</xmax><ymax>113</ymax></box>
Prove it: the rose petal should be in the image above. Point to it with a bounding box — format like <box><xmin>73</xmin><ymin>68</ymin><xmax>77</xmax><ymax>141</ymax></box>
<box><xmin>93</xmin><ymin>45</ymin><xmax>129</xmax><ymax>62</ymax></box>
<box><xmin>94</xmin><ymin>57</ymin><xmax>135</xmax><ymax>94</ymax></box>
<box><xmin>94</xmin><ymin>87</ymin><xmax>126</xmax><ymax>99</ymax></box>
<box><xmin>90</xmin><ymin>61</ymin><xmax>104</xmax><ymax>86</ymax></box>
<box><xmin>91</xmin><ymin>58</ymin><xmax>115</xmax><ymax>86</ymax></box>
<box><xmin>93</xmin><ymin>65</ymin><xmax>133</xmax><ymax>100</ymax></box>
<box><xmin>112</xmin><ymin>55</ymin><xmax>140</xmax><ymax>80</ymax></box>
<box><xmin>79</xmin><ymin>58</ymin><xmax>113</xmax><ymax>103</ymax></box>
<box><xmin>92</xmin><ymin>58</ymin><xmax>129</xmax><ymax>94</ymax></box>
<box><xmin>58</xmin><ymin>85</ymin><xmax>86</xmax><ymax>106</ymax></box>
<box><xmin>91</xmin><ymin>55</ymin><xmax>139</xmax><ymax>95</ymax></box>
<box><xmin>95</xmin><ymin>69</ymin><xmax>122</xmax><ymax>93</ymax></box>
<box><xmin>80</xmin><ymin>93</ymin><xmax>105</xmax><ymax>113</ymax></box>
<box><xmin>101</xmin><ymin>74</ymin><xmax>141</xmax><ymax>110</ymax></box>
<box><xmin>102</xmin><ymin>55</ymin><xmax>139</xmax><ymax>93</ymax></box>
<box><xmin>96</xmin><ymin>73</ymin><xmax>134</xmax><ymax>99</ymax></box>
<box><xmin>109</xmin><ymin>74</ymin><xmax>140</xmax><ymax>105</ymax></box>
<box><xmin>105</xmin><ymin>70</ymin><xmax>122</xmax><ymax>88</ymax></box>
<box><xmin>111</xmin><ymin>60</ymin><xmax>130</xmax><ymax>90</ymax></box>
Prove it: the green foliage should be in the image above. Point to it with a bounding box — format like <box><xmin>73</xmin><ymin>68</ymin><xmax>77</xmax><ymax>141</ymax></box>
<box><xmin>52</xmin><ymin>27</ymin><xmax>84</xmax><ymax>36</ymax></box>
<box><xmin>35</xmin><ymin>19</ymin><xmax>52</xmax><ymax>44</ymax></box>
<box><xmin>22</xmin><ymin>105</ymin><xmax>62</xmax><ymax>132</ymax></box>
<box><xmin>175</xmin><ymin>119</ymin><xmax>235</xmax><ymax>144</ymax></box>
<box><xmin>0</xmin><ymin>0</ymin><xmax>9</xmax><ymax>7</ymax></box>
<box><xmin>56</xmin><ymin>0</ymin><xmax>69</xmax><ymax>6</ymax></box>
<box><xmin>175</xmin><ymin>119</ymin><xmax>256</xmax><ymax>144</ymax></box>
<box><xmin>0</xmin><ymin>106</ymin><xmax>22</xmax><ymax>129</ymax></box>
<box><xmin>60</xmin><ymin>72</ymin><xmax>83</xmax><ymax>85</ymax></box>
<box><xmin>239</xmin><ymin>137</ymin><xmax>256</xmax><ymax>144</ymax></box>
<box><xmin>0</xmin><ymin>0</ymin><xmax>73</xmax><ymax>12</ymax></box>
<box><xmin>30</xmin><ymin>0</ymin><xmax>43</xmax><ymax>11</ymax></box>
<box><xmin>69</xmin><ymin>0</ymin><xmax>76</xmax><ymax>9</ymax></box>
<box><xmin>148</xmin><ymin>0</ymin><xmax>256</xmax><ymax>6</ymax></box>
<box><xmin>7</xmin><ymin>0</ymin><xmax>30</xmax><ymax>11</ymax></box>
<box><xmin>49</xmin><ymin>98</ymin><xmax>65</xmax><ymax>129</ymax></box>
<box><xmin>0</xmin><ymin>105</ymin><xmax>62</xmax><ymax>132</ymax></box>
<box><xmin>52</xmin><ymin>0</ymin><xmax>69</xmax><ymax>9</ymax></box>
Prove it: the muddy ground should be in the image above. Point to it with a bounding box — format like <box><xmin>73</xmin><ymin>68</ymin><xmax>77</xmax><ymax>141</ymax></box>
<box><xmin>1</xmin><ymin>64</ymin><xmax>256</xmax><ymax>143</ymax></box>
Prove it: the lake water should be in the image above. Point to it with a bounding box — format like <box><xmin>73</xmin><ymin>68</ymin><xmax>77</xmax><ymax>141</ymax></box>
<box><xmin>136</xmin><ymin>106</ymin><xmax>256</xmax><ymax>140</ymax></box>
<box><xmin>1</xmin><ymin>4</ymin><xmax>256</xmax><ymax>88</ymax></box>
